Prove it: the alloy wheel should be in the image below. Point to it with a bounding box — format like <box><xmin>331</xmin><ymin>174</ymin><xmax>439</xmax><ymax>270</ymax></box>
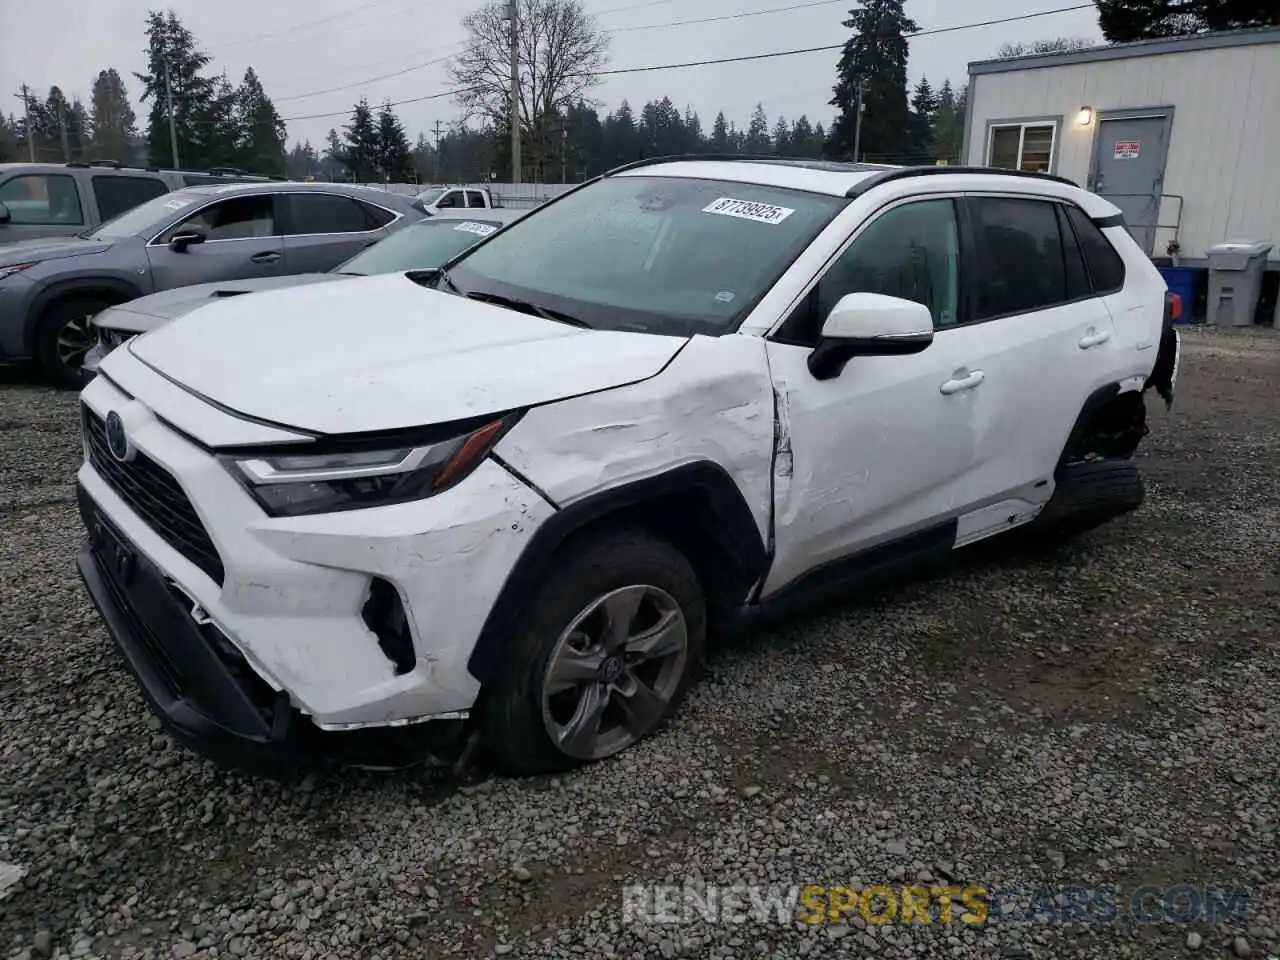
<box><xmin>541</xmin><ymin>584</ymin><xmax>689</xmax><ymax>761</ymax></box>
<box><xmin>56</xmin><ymin>314</ymin><xmax>95</xmax><ymax>371</ymax></box>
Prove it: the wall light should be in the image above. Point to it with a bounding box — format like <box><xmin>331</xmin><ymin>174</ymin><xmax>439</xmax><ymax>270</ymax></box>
<box><xmin>1078</xmin><ymin>105</ymin><xmax>1094</xmax><ymax>126</ymax></box>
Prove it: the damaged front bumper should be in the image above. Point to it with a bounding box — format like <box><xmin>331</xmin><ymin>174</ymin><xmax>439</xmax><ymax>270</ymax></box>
<box><xmin>76</xmin><ymin>485</ymin><xmax>304</xmax><ymax>777</ymax></box>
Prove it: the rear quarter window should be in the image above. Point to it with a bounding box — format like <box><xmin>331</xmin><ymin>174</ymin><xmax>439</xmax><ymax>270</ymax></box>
<box><xmin>1066</xmin><ymin>205</ymin><xmax>1126</xmax><ymax>295</ymax></box>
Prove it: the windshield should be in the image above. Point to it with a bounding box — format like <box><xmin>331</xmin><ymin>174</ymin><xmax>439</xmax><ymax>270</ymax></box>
<box><xmin>445</xmin><ymin>175</ymin><xmax>846</xmax><ymax>336</ymax></box>
<box><xmin>335</xmin><ymin>219</ymin><xmax>504</xmax><ymax>275</ymax></box>
<box><xmin>415</xmin><ymin>188</ymin><xmax>445</xmax><ymax>205</ymax></box>
<box><xmin>88</xmin><ymin>190</ymin><xmax>205</xmax><ymax>240</ymax></box>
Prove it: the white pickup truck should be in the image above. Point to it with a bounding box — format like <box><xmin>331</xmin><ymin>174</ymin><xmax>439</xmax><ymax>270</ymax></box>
<box><xmin>414</xmin><ymin>184</ymin><xmax>500</xmax><ymax>213</ymax></box>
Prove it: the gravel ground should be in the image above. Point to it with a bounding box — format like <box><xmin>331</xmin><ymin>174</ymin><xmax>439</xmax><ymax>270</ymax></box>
<box><xmin>1</xmin><ymin>326</ymin><xmax>1278</xmax><ymax>960</ymax></box>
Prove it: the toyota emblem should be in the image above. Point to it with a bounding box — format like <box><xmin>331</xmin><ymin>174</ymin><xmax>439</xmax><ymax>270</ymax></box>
<box><xmin>105</xmin><ymin>411</ymin><xmax>134</xmax><ymax>462</ymax></box>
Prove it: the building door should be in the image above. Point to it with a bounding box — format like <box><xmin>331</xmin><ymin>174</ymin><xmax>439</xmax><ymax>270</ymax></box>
<box><xmin>1089</xmin><ymin>112</ymin><xmax>1172</xmax><ymax>255</ymax></box>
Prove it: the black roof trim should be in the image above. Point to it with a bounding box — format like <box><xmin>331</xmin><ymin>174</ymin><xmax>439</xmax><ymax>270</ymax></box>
<box><xmin>603</xmin><ymin>154</ymin><xmax>900</xmax><ymax>177</ymax></box>
<box><xmin>846</xmin><ymin>165</ymin><xmax>1078</xmax><ymax>198</ymax></box>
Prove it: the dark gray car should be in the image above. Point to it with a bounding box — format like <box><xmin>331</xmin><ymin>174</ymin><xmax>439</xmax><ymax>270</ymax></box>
<box><xmin>82</xmin><ymin>209</ymin><xmax>528</xmax><ymax>375</ymax></box>
<box><xmin>0</xmin><ymin>181</ymin><xmax>427</xmax><ymax>384</ymax></box>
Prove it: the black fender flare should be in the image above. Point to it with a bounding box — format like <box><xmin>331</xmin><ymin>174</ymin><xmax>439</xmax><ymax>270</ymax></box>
<box><xmin>466</xmin><ymin>460</ymin><xmax>769</xmax><ymax>685</ymax></box>
<box><xmin>24</xmin><ymin>276</ymin><xmax>144</xmax><ymax>353</ymax></box>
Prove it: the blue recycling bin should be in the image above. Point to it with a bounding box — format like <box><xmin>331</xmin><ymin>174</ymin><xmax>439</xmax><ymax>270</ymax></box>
<box><xmin>1158</xmin><ymin>266</ymin><xmax>1199</xmax><ymax>323</ymax></box>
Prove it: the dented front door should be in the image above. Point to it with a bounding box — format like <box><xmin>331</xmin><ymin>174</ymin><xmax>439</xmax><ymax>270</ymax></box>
<box><xmin>761</xmin><ymin>336</ymin><xmax>979</xmax><ymax>597</ymax></box>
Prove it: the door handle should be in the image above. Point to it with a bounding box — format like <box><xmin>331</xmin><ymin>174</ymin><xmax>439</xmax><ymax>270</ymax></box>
<box><xmin>250</xmin><ymin>251</ymin><xmax>281</xmax><ymax>263</ymax></box>
<box><xmin>940</xmin><ymin>370</ymin><xmax>985</xmax><ymax>395</ymax></box>
<box><xmin>1079</xmin><ymin>329</ymin><xmax>1111</xmax><ymax>349</ymax></box>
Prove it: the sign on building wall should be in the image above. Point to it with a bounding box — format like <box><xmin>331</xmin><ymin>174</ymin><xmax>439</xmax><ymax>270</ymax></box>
<box><xmin>1113</xmin><ymin>140</ymin><xmax>1142</xmax><ymax>160</ymax></box>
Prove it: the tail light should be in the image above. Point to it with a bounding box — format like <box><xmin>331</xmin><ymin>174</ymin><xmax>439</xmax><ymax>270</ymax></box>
<box><xmin>1164</xmin><ymin>291</ymin><xmax>1182</xmax><ymax>327</ymax></box>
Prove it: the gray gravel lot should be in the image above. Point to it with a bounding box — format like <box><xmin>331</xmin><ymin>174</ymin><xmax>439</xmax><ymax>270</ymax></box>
<box><xmin>1</xmin><ymin>326</ymin><xmax>1278</xmax><ymax>960</ymax></box>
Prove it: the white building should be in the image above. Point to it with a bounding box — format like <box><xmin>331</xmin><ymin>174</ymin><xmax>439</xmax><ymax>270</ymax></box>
<box><xmin>962</xmin><ymin>27</ymin><xmax>1280</xmax><ymax>271</ymax></box>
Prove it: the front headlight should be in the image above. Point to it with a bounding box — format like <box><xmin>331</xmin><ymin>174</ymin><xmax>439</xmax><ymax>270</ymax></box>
<box><xmin>220</xmin><ymin>414</ymin><xmax>518</xmax><ymax>517</ymax></box>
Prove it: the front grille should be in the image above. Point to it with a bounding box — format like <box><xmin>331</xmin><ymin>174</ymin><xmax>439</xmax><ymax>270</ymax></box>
<box><xmin>83</xmin><ymin>407</ymin><xmax>225</xmax><ymax>585</ymax></box>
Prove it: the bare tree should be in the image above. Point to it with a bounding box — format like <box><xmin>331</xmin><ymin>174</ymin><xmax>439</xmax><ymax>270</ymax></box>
<box><xmin>997</xmin><ymin>37</ymin><xmax>1096</xmax><ymax>58</ymax></box>
<box><xmin>447</xmin><ymin>0</ymin><xmax>610</xmax><ymax>179</ymax></box>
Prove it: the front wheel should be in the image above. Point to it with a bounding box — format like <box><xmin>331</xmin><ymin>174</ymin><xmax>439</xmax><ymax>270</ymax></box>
<box><xmin>479</xmin><ymin>528</ymin><xmax>706</xmax><ymax>775</ymax></box>
<box><xmin>35</xmin><ymin>297</ymin><xmax>111</xmax><ymax>388</ymax></box>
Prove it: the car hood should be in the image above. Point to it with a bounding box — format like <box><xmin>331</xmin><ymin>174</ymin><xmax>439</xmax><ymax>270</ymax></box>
<box><xmin>0</xmin><ymin>236</ymin><xmax>111</xmax><ymax>266</ymax></box>
<box><xmin>121</xmin><ymin>272</ymin><xmax>689</xmax><ymax>435</ymax></box>
<box><xmin>96</xmin><ymin>274</ymin><xmax>343</xmax><ymax>332</ymax></box>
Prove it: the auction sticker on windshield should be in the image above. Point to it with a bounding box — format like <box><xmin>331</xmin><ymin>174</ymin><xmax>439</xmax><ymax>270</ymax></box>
<box><xmin>702</xmin><ymin>197</ymin><xmax>795</xmax><ymax>225</ymax></box>
<box><xmin>453</xmin><ymin>221</ymin><xmax>497</xmax><ymax>236</ymax></box>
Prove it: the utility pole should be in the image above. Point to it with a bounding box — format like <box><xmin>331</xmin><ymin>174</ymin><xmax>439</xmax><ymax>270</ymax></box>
<box><xmin>561</xmin><ymin>127</ymin><xmax>567</xmax><ymax>185</ymax></box>
<box><xmin>852</xmin><ymin>80</ymin><xmax>865</xmax><ymax>163</ymax></box>
<box><xmin>17</xmin><ymin>85</ymin><xmax>36</xmax><ymax>161</ymax></box>
<box><xmin>163</xmin><ymin>59</ymin><xmax>180</xmax><ymax>170</ymax></box>
<box><xmin>508</xmin><ymin>0</ymin><xmax>521</xmax><ymax>184</ymax></box>
<box><xmin>433</xmin><ymin>119</ymin><xmax>443</xmax><ymax>182</ymax></box>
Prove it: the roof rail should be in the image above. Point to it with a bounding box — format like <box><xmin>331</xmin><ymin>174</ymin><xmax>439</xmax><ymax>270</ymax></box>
<box><xmin>603</xmin><ymin>153</ymin><xmax>903</xmax><ymax>177</ymax></box>
<box><xmin>65</xmin><ymin>161</ymin><xmax>90</xmax><ymax>168</ymax></box>
<box><xmin>88</xmin><ymin>159</ymin><xmax>123</xmax><ymax>168</ymax></box>
<box><xmin>846</xmin><ymin>165</ymin><xmax>1077</xmax><ymax>197</ymax></box>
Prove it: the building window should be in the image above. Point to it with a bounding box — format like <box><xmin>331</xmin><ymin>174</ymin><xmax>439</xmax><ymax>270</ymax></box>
<box><xmin>987</xmin><ymin>122</ymin><xmax>1056</xmax><ymax>173</ymax></box>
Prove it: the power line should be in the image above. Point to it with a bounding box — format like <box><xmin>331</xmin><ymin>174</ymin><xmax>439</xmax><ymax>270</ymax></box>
<box><xmin>598</xmin><ymin>3</ymin><xmax>1094</xmax><ymax>73</ymax></box>
<box><xmin>274</xmin><ymin>51</ymin><xmax>462</xmax><ymax>102</ymax></box>
<box><xmin>608</xmin><ymin>0</ymin><xmax>845</xmax><ymax>33</ymax></box>
<box><xmin>206</xmin><ymin>0</ymin><xmax>410</xmax><ymax>50</ymax></box>
<box><xmin>271</xmin><ymin>3</ymin><xmax>1092</xmax><ymax>122</ymax></box>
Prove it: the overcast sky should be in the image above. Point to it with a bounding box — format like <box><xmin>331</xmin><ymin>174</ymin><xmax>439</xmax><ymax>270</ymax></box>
<box><xmin>3</xmin><ymin>0</ymin><xmax>1102</xmax><ymax>149</ymax></box>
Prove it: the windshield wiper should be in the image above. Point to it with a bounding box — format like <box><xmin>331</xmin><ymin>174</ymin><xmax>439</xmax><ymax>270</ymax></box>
<box><xmin>404</xmin><ymin>268</ymin><xmax>459</xmax><ymax>292</ymax></box>
<box><xmin>465</xmin><ymin>290</ymin><xmax>591</xmax><ymax>328</ymax></box>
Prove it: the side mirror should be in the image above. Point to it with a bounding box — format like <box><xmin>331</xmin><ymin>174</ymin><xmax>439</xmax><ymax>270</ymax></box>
<box><xmin>168</xmin><ymin>230</ymin><xmax>207</xmax><ymax>253</ymax></box>
<box><xmin>0</xmin><ymin>201</ymin><xmax>11</xmax><ymax>224</ymax></box>
<box><xmin>807</xmin><ymin>292</ymin><xmax>935</xmax><ymax>381</ymax></box>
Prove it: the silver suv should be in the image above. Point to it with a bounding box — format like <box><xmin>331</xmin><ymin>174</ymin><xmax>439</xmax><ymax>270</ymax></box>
<box><xmin>0</xmin><ymin>161</ymin><xmax>280</xmax><ymax>244</ymax></box>
<box><xmin>0</xmin><ymin>181</ymin><xmax>428</xmax><ymax>384</ymax></box>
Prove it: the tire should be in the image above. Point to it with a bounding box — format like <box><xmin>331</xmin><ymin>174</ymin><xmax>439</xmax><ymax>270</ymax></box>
<box><xmin>1031</xmin><ymin>459</ymin><xmax>1145</xmax><ymax>539</ymax></box>
<box><xmin>479</xmin><ymin>527</ymin><xmax>707</xmax><ymax>776</ymax></box>
<box><xmin>35</xmin><ymin>297</ymin><xmax>112</xmax><ymax>388</ymax></box>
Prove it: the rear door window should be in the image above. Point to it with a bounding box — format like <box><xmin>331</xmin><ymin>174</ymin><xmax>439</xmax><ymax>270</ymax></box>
<box><xmin>92</xmin><ymin>175</ymin><xmax>169</xmax><ymax>222</ymax></box>
<box><xmin>969</xmin><ymin>196</ymin><xmax>1069</xmax><ymax>320</ymax></box>
<box><xmin>0</xmin><ymin>173</ymin><xmax>84</xmax><ymax>225</ymax></box>
<box><xmin>287</xmin><ymin>193</ymin><xmax>375</xmax><ymax>235</ymax></box>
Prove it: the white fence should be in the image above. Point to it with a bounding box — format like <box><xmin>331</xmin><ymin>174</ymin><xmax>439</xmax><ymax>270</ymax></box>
<box><xmin>357</xmin><ymin>181</ymin><xmax>577</xmax><ymax>208</ymax></box>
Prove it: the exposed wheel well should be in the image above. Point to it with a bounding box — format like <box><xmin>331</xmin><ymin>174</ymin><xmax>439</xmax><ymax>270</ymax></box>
<box><xmin>1059</xmin><ymin>387</ymin><xmax>1148</xmax><ymax>470</ymax></box>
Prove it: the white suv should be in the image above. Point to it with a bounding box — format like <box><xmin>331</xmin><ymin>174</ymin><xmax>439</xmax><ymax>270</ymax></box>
<box><xmin>75</xmin><ymin>158</ymin><xmax>1181</xmax><ymax>777</ymax></box>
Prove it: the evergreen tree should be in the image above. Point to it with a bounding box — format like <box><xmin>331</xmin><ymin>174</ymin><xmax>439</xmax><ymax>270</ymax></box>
<box><xmin>710</xmin><ymin>112</ymin><xmax>729</xmax><ymax>151</ymax></box>
<box><xmin>0</xmin><ymin>115</ymin><xmax>18</xmax><ymax>162</ymax></box>
<box><xmin>135</xmin><ymin>10</ymin><xmax>218</xmax><ymax>169</ymax></box>
<box><xmin>683</xmin><ymin>107</ymin><xmax>704</xmax><ymax>150</ymax></box>
<box><xmin>42</xmin><ymin>87</ymin><xmax>73</xmax><ymax>161</ymax></box>
<box><xmin>789</xmin><ymin>115</ymin><xmax>822</xmax><ymax>158</ymax></box>
<box><xmin>235</xmin><ymin>67</ymin><xmax>286</xmax><ymax>175</ymax></box>
<box><xmin>772</xmin><ymin>116</ymin><xmax>790</xmax><ymax>156</ymax></box>
<box><xmin>341</xmin><ymin>99</ymin><xmax>380</xmax><ymax>181</ymax></box>
<box><xmin>321</xmin><ymin>128</ymin><xmax>346</xmax><ymax>180</ymax></box>
<box><xmin>67</xmin><ymin>99</ymin><xmax>91</xmax><ymax>161</ymax></box>
<box><xmin>932</xmin><ymin>81</ymin><xmax>966</xmax><ymax>163</ymax></box>
<box><xmin>375</xmin><ymin>101</ymin><xmax>414</xmax><ymax>182</ymax></box>
<box><xmin>90</xmin><ymin>68</ymin><xmax>137</xmax><ymax>162</ymax></box>
<box><xmin>602</xmin><ymin>100</ymin><xmax>638</xmax><ymax>166</ymax></box>
<box><xmin>828</xmin><ymin>0</ymin><xmax>922</xmax><ymax>162</ymax></box>
<box><xmin>744</xmin><ymin>103</ymin><xmax>770</xmax><ymax>154</ymax></box>
<box><xmin>199</xmin><ymin>73</ymin><xmax>241</xmax><ymax>169</ymax></box>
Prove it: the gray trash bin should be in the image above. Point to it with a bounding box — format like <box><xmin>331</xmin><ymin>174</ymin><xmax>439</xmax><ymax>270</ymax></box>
<box><xmin>1206</xmin><ymin>240</ymin><xmax>1272</xmax><ymax>327</ymax></box>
